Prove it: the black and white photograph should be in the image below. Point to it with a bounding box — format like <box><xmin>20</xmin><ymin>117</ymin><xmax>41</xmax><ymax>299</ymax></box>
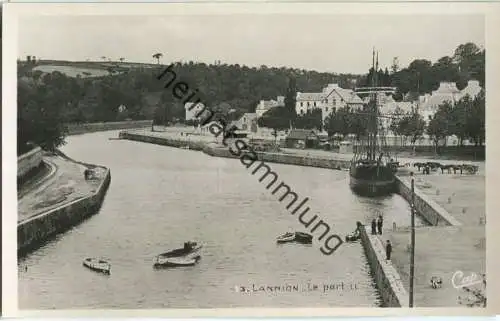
<box><xmin>3</xmin><ymin>2</ymin><xmax>497</xmax><ymax>315</ymax></box>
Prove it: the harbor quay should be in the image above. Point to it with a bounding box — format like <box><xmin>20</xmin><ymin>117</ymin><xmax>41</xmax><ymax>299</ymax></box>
<box><xmin>17</xmin><ymin>150</ymin><xmax>111</xmax><ymax>256</ymax></box>
<box><xmin>118</xmin><ymin>127</ymin><xmax>485</xmax><ymax>307</ymax></box>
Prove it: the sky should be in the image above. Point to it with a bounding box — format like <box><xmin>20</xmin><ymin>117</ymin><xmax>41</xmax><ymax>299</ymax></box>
<box><xmin>18</xmin><ymin>14</ymin><xmax>484</xmax><ymax>74</ymax></box>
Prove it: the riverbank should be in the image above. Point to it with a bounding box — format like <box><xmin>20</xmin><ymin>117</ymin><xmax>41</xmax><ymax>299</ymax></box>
<box><xmin>66</xmin><ymin>120</ymin><xmax>152</xmax><ymax>136</ymax></box>
<box><xmin>116</xmin><ymin>128</ymin><xmax>485</xmax><ymax>307</ymax></box>
<box><xmin>17</xmin><ymin>152</ymin><xmax>111</xmax><ymax>256</ymax></box>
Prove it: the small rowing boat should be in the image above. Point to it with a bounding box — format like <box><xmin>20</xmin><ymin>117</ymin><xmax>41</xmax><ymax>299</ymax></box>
<box><xmin>294</xmin><ymin>232</ymin><xmax>313</xmax><ymax>244</ymax></box>
<box><xmin>153</xmin><ymin>241</ymin><xmax>203</xmax><ymax>268</ymax></box>
<box><xmin>154</xmin><ymin>255</ymin><xmax>201</xmax><ymax>268</ymax></box>
<box><xmin>83</xmin><ymin>258</ymin><xmax>111</xmax><ymax>274</ymax></box>
<box><xmin>276</xmin><ymin>232</ymin><xmax>296</xmax><ymax>244</ymax></box>
<box><xmin>157</xmin><ymin>241</ymin><xmax>202</xmax><ymax>258</ymax></box>
<box><xmin>276</xmin><ymin>232</ymin><xmax>313</xmax><ymax>244</ymax></box>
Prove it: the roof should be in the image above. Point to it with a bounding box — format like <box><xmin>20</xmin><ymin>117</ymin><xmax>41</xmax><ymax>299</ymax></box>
<box><xmin>459</xmin><ymin>80</ymin><xmax>482</xmax><ymax>100</ymax></box>
<box><xmin>286</xmin><ymin>129</ymin><xmax>319</xmax><ymax>140</ymax></box>
<box><xmin>419</xmin><ymin>82</ymin><xmax>461</xmax><ymax>110</ymax></box>
<box><xmin>321</xmin><ymin>84</ymin><xmax>364</xmax><ymax>105</ymax></box>
<box><xmin>379</xmin><ymin>101</ymin><xmax>414</xmax><ymax>115</ymax></box>
<box><xmin>257</xmin><ymin>99</ymin><xmax>282</xmax><ymax>109</ymax></box>
<box><xmin>296</xmin><ymin>92</ymin><xmax>325</xmax><ymax>101</ymax></box>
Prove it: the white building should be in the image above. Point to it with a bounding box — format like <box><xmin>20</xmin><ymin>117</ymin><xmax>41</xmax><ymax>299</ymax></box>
<box><xmin>233</xmin><ymin>113</ymin><xmax>259</xmax><ymax>132</ymax></box>
<box><xmin>255</xmin><ymin>96</ymin><xmax>285</xmax><ymax>117</ymax></box>
<box><xmin>185</xmin><ymin>102</ymin><xmax>206</xmax><ymax>121</ymax></box>
<box><xmin>417</xmin><ymin>80</ymin><xmax>483</xmax><ymax>122</ymax></box>
<box><xmin>295</xmin><ymin>83</ymin><xmax>364</xmax><ymax>122</ymax></box>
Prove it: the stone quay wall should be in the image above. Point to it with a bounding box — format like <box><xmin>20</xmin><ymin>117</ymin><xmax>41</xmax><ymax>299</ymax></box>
<box><xmin>359</xmin><ymin>225</ymin><xmax>409</xmax><ymax>307</ymax></box>
<box><xmin>67</xmin><ymin>120</ymin><xmax>152</xmax><ymax>136</ymax></box>
<box><xmin>202</xmin><ymin>143</ymin><xmax>351</xmax><ymax>170</ymax></box>
<box><xmin>395</xmin><ymin>176</ymin><xmax>462</xmax><ymax>227</ymax></box>
<box><xmin>118</xmin><ymin>131</ymin><xmax>206</xmax><ymax>151</ymax></box>
<box><xmin>18</xmin><ymin>146</ymin><xmax>43</xmax><ymax>179</ymax></box>
<box><xmin>17</xmin><ymin>168</ymin><xmax>112</xmax><ymax>257</ymax></box>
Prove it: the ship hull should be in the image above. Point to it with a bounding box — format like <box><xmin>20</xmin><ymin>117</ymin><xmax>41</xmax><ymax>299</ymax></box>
<box><xmin>349</xmin><ymin>164</ymin><xmax>396</xmax><ymax>197</ymax></box>
<box><xmin>349</xmin><ymin>175</ymin><xmax>396</xmax><ymax>197</ymax></box>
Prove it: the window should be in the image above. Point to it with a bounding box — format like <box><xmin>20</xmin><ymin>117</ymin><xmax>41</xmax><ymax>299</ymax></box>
<box><xmin>307</xmin><ymin>102</ymin><xmax>310</xmax><ymax>107</ymax></box>
<box><xmin>300</xmin><ymin>102</ymin><xmax>303</xmax><ymax>107</ymax></box>
<box><xmin>325</xmin><ymin>107</ymin><xmax>329</xmax><ymax>112</ymax></box>
<box><xmin>314</xmin><ymin>102</ymin><xmax>317</xmax><ymax>107</ymax></box>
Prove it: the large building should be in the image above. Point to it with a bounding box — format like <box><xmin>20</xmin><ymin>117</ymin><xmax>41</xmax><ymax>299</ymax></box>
<box><xmin>418</xmin><ymin>80</ymin><xmax>483</xmax><ymax>122</ymax></box>
<box><xmin>295</xmin><ymin>83</ymin><xmax>364</xmax><ymax>121</ymax></box>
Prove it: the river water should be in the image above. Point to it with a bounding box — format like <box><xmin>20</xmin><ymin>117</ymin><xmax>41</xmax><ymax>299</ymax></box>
<box><xmin>18</xmin><ymin>130</ymin><xmax>423</xmax><ymax>309</ymax></box>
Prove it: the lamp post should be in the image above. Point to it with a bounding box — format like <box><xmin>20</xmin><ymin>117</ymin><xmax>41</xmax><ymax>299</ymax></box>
<box><xmin>409</xmin><ymin>171</ymin><xmax>416</xmax><ymax>307</ymax></box>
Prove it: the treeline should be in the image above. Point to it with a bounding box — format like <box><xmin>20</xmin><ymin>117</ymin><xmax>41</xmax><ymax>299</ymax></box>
<box><xmin>17</xmin><ymin>42</ymin><xmax>484</xmax><ymax>154</ymax></box>
<box><xmin>356</xmin><ymin>42</ymin><xmax>485</xmax><ymax>100</ymax></box>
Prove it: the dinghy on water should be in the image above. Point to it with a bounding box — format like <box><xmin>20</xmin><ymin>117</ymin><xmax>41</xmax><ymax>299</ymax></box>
<box><xmin>276</xmin><ymin>232</ymin><xmax>296</xmax><ymax>244</ymax></box>
<box><xmin>153</xmin><ymin>241</ymin><xmax>202</xmax><ymax>268</ymax></box>
<box><xmin>154</xmin><ymin>255</ymin><xmax>201</xmax><ymax>268</ymax></box>
<box><xmin>276</xmin><ymin>232</ymin><xmax>313</xmax><ymax>245</ymax></box>
<box><xmin>83</xmin><ymin>258</ymin><xmax>111</xmax><ymax>274</ymax></box>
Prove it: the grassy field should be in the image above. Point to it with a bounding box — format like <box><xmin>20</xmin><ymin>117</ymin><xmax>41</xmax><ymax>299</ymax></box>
<box><xmin>32</xmin><ymin>65</ymin><xmax>111</xmax><ymax>78</ymax></box>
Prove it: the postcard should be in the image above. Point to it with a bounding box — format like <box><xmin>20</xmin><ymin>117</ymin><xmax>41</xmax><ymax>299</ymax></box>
<box><xmin>2</xmin><ymin>1</ymin><xmax>499</xmax><ymax>317</ymax></box>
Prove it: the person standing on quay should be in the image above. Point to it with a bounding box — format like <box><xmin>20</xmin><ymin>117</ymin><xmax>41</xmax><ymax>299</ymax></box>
<box><xmin>385</xmin><ymin>240</ymin><xmax>392</xmax><ymax>261</ymax></box>
<box><xmin>371</xmin><ymin>219</ymin><xmax>377</xmax><ymax>235</ymax></box>
<box><xmin>377</xmin><ymin>215</ymin><xmax>383</xmax><ymax>235</ymax></box>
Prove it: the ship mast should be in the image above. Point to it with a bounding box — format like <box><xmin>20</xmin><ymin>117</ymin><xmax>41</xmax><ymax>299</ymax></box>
<box><xmin>368</xmin><ymin>49</ymin><xmax>379</xmax><ymax>161</ymax></box>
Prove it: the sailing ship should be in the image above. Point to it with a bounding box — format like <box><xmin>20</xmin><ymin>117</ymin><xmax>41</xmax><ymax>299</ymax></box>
<box><xmin>349</xmin><ymin>50</ymin><xmax>399</xmax><ymax>197</ymax></box>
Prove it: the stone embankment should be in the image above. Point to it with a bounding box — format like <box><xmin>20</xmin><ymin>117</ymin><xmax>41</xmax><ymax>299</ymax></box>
<box><xmin>18</xmin><ymin>146</ymin><xmax>43</xmax><ymax>179</ymax></box>
<box><xmin>17</xmin><ymin>166</ymin><xmax>111</xmax><ymax>257</ymax></box>
<box><xmin>67</xmin><ymin>120</ymin><xmax>152</xmax><ymax>136</ymax></box>
<box><xmin>359</xmin><ymin>226</ymin><xmax>409</xmax><ymax>307</ymax></box>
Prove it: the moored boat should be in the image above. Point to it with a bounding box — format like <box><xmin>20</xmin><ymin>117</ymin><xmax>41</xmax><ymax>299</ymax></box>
<box><xmin>157</xmin><ymin>241</ymin><xmax>202</xmax><ymax>258</ymax></box>
<box><xmin>83</xmin><ymin>258</ymin><xmax>111</xmax><ymax>274</ymax></box>
<box><xmin>349</xmin><ymin>49</ymin><xmax>398</xmax><ymax>197</ymax></box>
<box><xmin>154</xmin><ymin>255</ymin><xmax>201</xmax><ymax>268</ymax></box>
<box><xmin>276</xmin><ymin>232</ymin><xmax>313</xmax><ymax>244</ymax></box>
<box><xmin>294</xmin><ymin>232</ymin><xmax>313</xmax><ymax>244</ymax></box>
<box><xmin>276</xmin><ymin>232</ymin><xmax>296</xmax><ymax>244</ymax></box>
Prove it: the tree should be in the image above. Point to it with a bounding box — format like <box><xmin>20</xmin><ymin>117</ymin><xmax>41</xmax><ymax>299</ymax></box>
<box><xmin>400</xmin><ymin>110</ymin><xmax>426</xmax><ymax>147</ymax></box>
<box><xmin>465</xmin><ymin>89</ymin><xmax>485</xmax><ymax>146</ymax></box>
<box><xmin>257</xmin><ymin>106</ymin><xmax>293</xmax><ymax>131</ymax></box>
<box><xmin>17</xmin><ymin>80</ymin><xmax>68</xmax><ymax>153</ymax></box>
<box><xmin>426</xmin><ymin>101</ymin><xmax>452</xmax><ymax>154</ymax></box>
<box><xmin>152</xmin><ymin>53</ymin><xmax>163</xmax><ymax>64</ymax></box>
<box><xmin>284</xmin><ymin>76</ymin><xmax>297</xmax><ymax>127</ymax></box>
<box><xmin>119</xmin><ymin>57</ymin><xmax>125</xmax><ymax>62</ymax></box>
<box><xmin>324</xmin><ymin>106</ymin><xmax>359</xmax><ymax>140</ymax></box>
<box><xmin>295</xmin><ymin>109</ymin><xmax>322</xmax><ymax>131</ymax></box>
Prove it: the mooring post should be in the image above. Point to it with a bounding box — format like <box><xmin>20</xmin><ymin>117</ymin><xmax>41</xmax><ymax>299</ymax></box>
<box><xmin>409</xmin><ymin>171</ymin><xmax>416</xmax><ymax>307</ymax></box>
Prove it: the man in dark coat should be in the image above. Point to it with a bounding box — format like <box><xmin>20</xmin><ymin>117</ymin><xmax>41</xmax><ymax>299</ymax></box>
<box><xmin>371</xmin><ymin>219</ymin><xmax>377</xmax><ymax>235</ymax></box>
<box><xmin>386</xmin><ymin>240</ymin><xmax>392</xmax><ymax>260</ymax></box>
<box><xmin>377</xmin><ymin>215</ymin><xmax>383</xmax><ymax>235</ymax></box>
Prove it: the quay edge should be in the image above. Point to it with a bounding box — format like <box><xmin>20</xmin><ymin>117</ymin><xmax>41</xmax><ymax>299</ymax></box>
<box><xmin>17</xmin><ymin>167</ymin><xmax>112</xmax><ymax>258</ymax></box>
